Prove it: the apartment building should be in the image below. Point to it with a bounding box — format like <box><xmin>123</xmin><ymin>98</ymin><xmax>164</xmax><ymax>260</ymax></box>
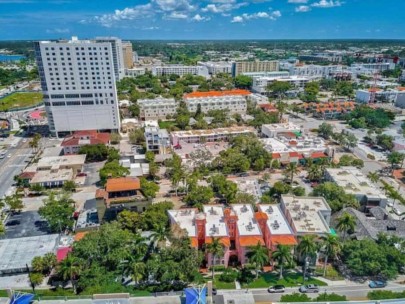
<box><xmin>280</xmin><ymin>195</ymin><xmax>332</xmax><ymax>237</ymax></box>
<box><xmin>288</xmin><ymin>64</ymin><xmax>342</xmax><ymax>78</ymax></box>
<box><xmin>298</xmin><ymin>53</ymin><xmax>342</xmax><ymax>63</ymax></box>
<box><xmin>138</xmin><ymin>98</ymin><xmax>177</xmax><ymax>120</ymax></box>
<box><xmin>184</xmin><ymin>90</ymin><xmax>249</xmax><ymax>114</ymax></box>
<box><xmin>170</xmin><ymin>126</ymin><xmax>256</xmax><ymax>144</ymax></box>
<box><xmin>232</xmin><ymin>60</ymin><xmax>279</xmax><ymax>77</ymax></box>
<box><xmin>151</xmin><ymin>65</ymin><xmax>209</xmax><ymax>78</ymax></box>
<box><xmin>34</xmin><ymin>36</ymin><xmax>121</xmax><ymax>137</ymax></box>
<box><xmin>144</xmin><ymin>126</ymin><xmax>170</xmax><ymax>154</ymax></box>
<box><xmin>197</xmin><ymin>61</ymin><xmax>233</xmax><ymax>75</ymax></box>
<box><xmin>356</xmin><ymin>89</ymin><xmax>405</xmax><ymax>104</ymax></box>
<box><xmin>124</xmin><ymin>67</ymin><xmax>146</xmax><ymax>78</ymax></box>
<box><xmin>96</xmin><ymin>177</ymin><xmax>150</xmax><ymax>221</ymax></box>
<box><xmin>325</xmin><ymin>167</ymin><xmax>387</xmax><ymax>210</ymax></box>
<box><xmin>121</xmin><ymin>41</ymin><xmax>134</xmax><ymax>69</ymax></box>
<box><xmin>302</xmin><ymin>101</ymin><xmax>355</xmax><ymax>120</ymax></box>
<box><xmin>94</xmin><ymin>37</ymin><xmax>125</xmax><ymax>81</ymax></box>
<box><xmin>252</xmin><ymin>75</ymin><xmax>311</xmax><ymax>94</ymax></box>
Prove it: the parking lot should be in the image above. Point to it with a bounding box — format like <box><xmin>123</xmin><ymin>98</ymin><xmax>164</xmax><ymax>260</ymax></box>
<box><xmin>2</xmin><ymin>211</ymin><xmax>50</xmax><ymax>239</ymax></box>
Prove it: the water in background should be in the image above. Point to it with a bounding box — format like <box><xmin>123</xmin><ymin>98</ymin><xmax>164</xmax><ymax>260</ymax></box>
<box><xmin>0</xmin><ymin>54</ymin><xmax>25</xmax><ymax>62</ymax></box>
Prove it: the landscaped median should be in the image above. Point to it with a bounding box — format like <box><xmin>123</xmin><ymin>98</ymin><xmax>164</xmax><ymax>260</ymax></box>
<box><xmin>0</xmin><ymin>92</ymin><xmax>43</xmax><ymax>111</ymax></box>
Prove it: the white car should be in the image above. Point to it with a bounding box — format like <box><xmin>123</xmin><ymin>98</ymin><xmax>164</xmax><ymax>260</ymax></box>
<box><xmin>393</xmin><ymin>208</ymin><xmax>402</xmax><ymax>216</ymax></box>
<box><xmin>387</xmin><ymin>201</ymin><xmax>394</xmax><ymax>207</ymax></box>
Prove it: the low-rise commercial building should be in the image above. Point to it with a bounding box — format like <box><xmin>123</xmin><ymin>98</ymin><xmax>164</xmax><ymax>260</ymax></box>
<box><xmin>144</xmin><ymin>126</ymin><xmax>170</xmax><ymax>154</ymax></box>
<box><xmin>288</xmin><ymin>64</ymin><xmax>342</xmax><ymax>78</ymax></box>
<box><xmin>325</xmin><ymin>167</ymin><xmax>387</xmax><ymax>210</ymax></box>
<box><xmin>280</xmin><ymin>195</ymin><xmax>332</xmax><ymax>237</ymax></box>
<box><xmin>37</xmin><ymin>155</ymin><xmax>86</xmax><ymax>174</ymax></box>
<box><xmin>232</xmin><ymin>60</ymin><xmax>279</xmax><ymax>77</ymax></box>
<box><xmin>152</xmin><ymin>65</ymin><xmax>209</xmax><ymax>78</ymax></box>
<box><xmin>61</xmin><ymin>130</ymin><xmax>110</xmax><ymax>155</ymax></box>
<box><xmin>356</xmin><ymin>89</ymin><xmax>405</xmax><ymax>104</ymax></box>
<box><xmin>184</xmin><ymin>90</ymin><xmax>249</xmax><ymax>114</ymax></box>
<box><xmin>298</xmin><ymin>53</ymin><xmax>342</xmax><ymax>63</ymax></box>
<box><xmin>124</xmin><ymin>67</ymin><xmax>146</xmax><ymax>77</ymax></box>
<box><xmin>170</xmin><ymin>126</ymin><xmax>256</xmax><ymax>144</ymax></box>
<box><xmin>302</xmin><ymin>101</ymin><xmax>355</xmax><ymax>119</ymax></box>
<box><xmin>261</xmin><ymin>122</ymin><xmax>302</xmax><ymax>138</ymax></box>
<box><xmin>138</xmin><ymin>98</ymin><xmax>177</xmax><ymax>120</ymax></box>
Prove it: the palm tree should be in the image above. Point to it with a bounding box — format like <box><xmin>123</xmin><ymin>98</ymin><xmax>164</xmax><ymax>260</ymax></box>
<box><xmin>320</xmin><ymin>235</ymin><xmax>341</xmax><ymax>277</ymax></box>
<box><xmin>246</xmin><ymin>242</ymin><xmax>269</xmax><ymax>279</ymax></box>
<box><xmin>284</xmin><ymin>163</ymin><xmax>299</xmax><ymax>184</ymax></box>
<box><xmin>150</xmin><ymin>224</ymin><xmax>171</xmax><ymax>249</ymax></box>
<box><xmin>336</xmin><ymin>212</ymin><xmax>356</xmax><ymax>241</ymax></box>
<box><xmin>307</xmin><ymin>164</ymin><xmax>322</xmax><ymax>182</ymax></box>
<box><xmin>367</xmin><ymin>171</ymin><xmax>380</xmax><ymax>184</ymax></box>
<box><xmin>296</xmin><ymin>235</ymin><xmax>318</xmax><ymax>281</ymax></box>
<box><xmin>206</xmin><ymin>237</ymin><xmax>224</xmax><ymax>280</ymax></box>
<box><xmin>272</xmin><ymin>245</ymin><xmax>293</xmax><ymax>279</ymax></box>
<box><xmin>276</xmin><ymin>101</ymin><xmax>288</xmax><ymax>121</ymax></box>
<box><xmin>57</xmin><ymin>255</ymin><xmax>82</xmax><ymax>294</ymax></box>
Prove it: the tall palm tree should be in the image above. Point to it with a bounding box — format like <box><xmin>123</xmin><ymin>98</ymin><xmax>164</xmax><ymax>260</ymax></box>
<box><xmin>272</xmin><ymin>245</ymin><xmax>293</xmax><ymax>279</ymax></box>
<box><xmin>320</xmin><ymin>235</ymin><xmax>341</xmax><ymax>277</ymax></box>
<box><xmin>206</xmin><ymin>237</ymin><xmax>224</xmax><ymax>280</ymax></box>
<box><xmin>336</xmin><ymin>212</ymin><xmax>356</xmax><ymax>241</ymax></box>
<box><xmin>296</xmin><ymin>235</ymin><xmax>318</xmax><ymax>281</ymax></box>
<box><xmin>150</xmin><ymin>224</ymin><xmax>171</xmax><ymax>249</ymax></box>
<box><xmin>367</xmin><ymin>171</ymin><xmax>380</xmax><ymax>184</ymax></box>
<box><xmin>284</xmin><ymin>163</ymin><xmax>299</xmax><ymax>184</ymax></box>
<box><xmin>246</xmin><ymin>242</ymin><xmax>269</xmax><ymax>279</ymax></box>
<box><xmin>57</xmin><ymin>255</ymin><xmax>82</xmax><ymax>294</ymax></box>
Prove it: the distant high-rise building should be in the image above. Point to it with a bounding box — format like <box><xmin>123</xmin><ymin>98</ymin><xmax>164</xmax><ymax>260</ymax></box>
<box><xmin>94</xmin><ymin>37</ymin><xmax>125</xmax><ymax>81</ymax></box>
<box><xmin>34</xmin><ymin>36</ymin><xmax>121</xmax><ymax>137</ymax></box>
<box><xmin>122</xmin><ymin>41</ymin><xmax>134</xmax><ymax>69</ymax></box>
<box><xmin>232</xmin><ymin>60</ymin><xmax>279</xmax><ymax>77</ymax></box>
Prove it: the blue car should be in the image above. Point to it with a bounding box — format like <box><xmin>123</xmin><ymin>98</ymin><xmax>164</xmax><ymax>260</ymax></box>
<box><xmin>368</xmin><ymin>280</ymin><xmax>387</xmax><ymax>288</ymax></box>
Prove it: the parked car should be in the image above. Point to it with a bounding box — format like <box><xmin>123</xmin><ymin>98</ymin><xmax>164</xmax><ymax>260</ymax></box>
<box><xmin>387</xmin><ymin>201</ymin><xmax>394</xmax><ymax>207</ymax></box>
<box><xmin>393</xmin><ymin>208</ymin><xmax>401</xmax><ymax>216</ymax></box>
<box><xmin>268</xmin><ymin>285</ymin><xmax>285</xmax><ymax>293</ymax></box>
<box><xmin>77</xmin><ymin>172</ymin><xmax>87</xmax><ymax>177</ymax></box>
<box><xmin>299</xmin><ymin>284</ymin><xmax>319</xmax><ymax>293</ymax></box>
<box><xmin>368</xmin><ymin>280</ymin><xmax>387</xmax><ymax>288</ymax></box>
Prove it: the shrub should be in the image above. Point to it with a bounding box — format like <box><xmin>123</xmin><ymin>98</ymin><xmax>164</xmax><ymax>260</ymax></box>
<box><xmin>209</xmin><ymin>265</ymin><xmax>226</xmax><ymax>271</ymax></box>
<box><xmin>314</xmin><ymin>293</ymin><xmax>347</xmax><ymax>301</ymax></box>
<box><xmin>368</xmin><ymin>290</ymin><xmax>405</xmax><ymax>300</ymax></box>
<box><xmin>237</xmin><ymin>267</ymin><xmax>255</xmax><ymax>284</ymax></box>
<box><xmin>280</xmin><ymin>293</ymin><xmax>311</xmax><ymax>302</ymax></box>
<box><xmin>367</xmin><ymin>153</ymin><xmax>376</xmax><ymax>160</ymax></box>
<box><xmin>218</xmin><ymin>268</ymin><xmax>238</xmax><ymax>283</ymax></box>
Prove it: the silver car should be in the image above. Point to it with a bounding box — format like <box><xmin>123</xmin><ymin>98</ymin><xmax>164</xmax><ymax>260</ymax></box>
<box><xmin>299</xmin><ymin>284</ymin><xmax>319</xmax><ymax>293</ymax></box>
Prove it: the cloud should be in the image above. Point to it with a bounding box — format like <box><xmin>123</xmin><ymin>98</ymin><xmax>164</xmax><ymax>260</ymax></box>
<box><xmin>46</xmin><ymin>28</ymin><xmax>70</xmax><ymax>34</ymax></box>
<box><xmin>202</xmin><ymin>2</ymin><xmax>247</xmax><ymax>13</ymax></box>
<box><xmin>311</xmin><ymin>0</ymin><xmax>342</xmax><ymax>8</ymax></box>
<box><xmin>153</xmin><ymin>0</ymin><xmax>195</xmax><ymax>12</ymax></box>
<box><xmin>288</xmin><ymin>0</ymin><xmax>308</xmax><ymax>3</ymax></box>
<box><xmin>231</xmin><ymin>16</ymin><xmax>244</xmax><ymax>23</ymax></box>
<box><xmin>93</xmin><ymin>3</ymin><xmax>154</xmax><ymax>27</ymax></box>
<box><xmin>165</xmin><ymin>11</ymin><xmax>189</xmax><ymax>19</ymax></box>
<box><xmin>191</xmin><ymin>14</ymin><xmax>210</xmax><ymax>22</ymax></box>
<box><xmin>295</xmin><ymin>5</ymin><xmax>311</xmax><ymax>12</ymax></box>
<box><xmin>232</xmin><ymin>10</ymin><xmax>281</xmax><ymax>23</ymax></box>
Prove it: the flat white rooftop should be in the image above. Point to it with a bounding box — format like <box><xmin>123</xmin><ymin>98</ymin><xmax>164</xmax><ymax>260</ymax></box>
<box><xmin>203</xmin><ymin>205</ymin><xmax>228</xmax><ymax>238</ymax></box>
<box><xmin>258</xmin><ymin>204</ymin><xmax>294</xmax><ymax>235</ymax></box>
<box><xmin>30</xmin><ymin>168</ymin><xmax>73</xmax><ymax>184</ymax></box>
<box><xmin>231</xmin><ymin>204</ymin><xmax>262</xmax><ymax>236</ymax></box>
<box><xmin>326</xmin><ymin>167</ymin><xmax>386</xmax><ymax>200</ymax></box>
<box><xmin>282</xmin><ymin>195</ymin><xmax>331</xmax><ymax>234</ymax></box>
<box><xmin>262</xmin><ymin>122</ymin><xmax>301</xmax><ymax>132</ymax></box>
<box><xmin>261</xmin><ymin>137</ymin><xmax>326</xmax><ymax>154</ymax></box>
<box><xmin>0</xmin><ymin>234</ymin><xmax>59</xmax><ymax>274</ymax></box>
<box><xmin>234</xmin><ymin>179</ymin><xmax>261</xmax><ymax>200</ymax></box>
<box><xmin>167</xmin><ymin>209</ymin><xmax>197</xmax><ymax>237</ymax></box>
<box><xmin>37</xmin><ymin>155</ymin><xmax>86</xmax><ymax>168</ymax></box>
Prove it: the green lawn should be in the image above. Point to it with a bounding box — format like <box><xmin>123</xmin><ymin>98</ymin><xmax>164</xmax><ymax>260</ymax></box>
<box><xmin>242</xmin><ymin>272</ymin><xmax>327</xmax><ymax>289</ymax></box>
<box><xmin>0</xmin><ymin>92</ymin><xmax>43</xmax><ymax>111</ymax></box>
<box><xmin>158</xmin><ymin>120</ymin><xmax>176</xmax><ymax>129</ymax></box>
<box><xmin>315</xmin><ymin>265</ymin><xmax>344</xmax><ymax>281</ymax></box>
<box><xmin>204</xmin><ymin>275</ymin><xmax>236</xmax><ymax>289</ymax></box>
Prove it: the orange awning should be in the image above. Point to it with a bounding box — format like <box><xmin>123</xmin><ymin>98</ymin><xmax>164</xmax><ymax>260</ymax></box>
<box><xmin>205</xmin><ymin>237</ymin><xmax>231</xmax><ymax>247</ymax></box>
<box><xmin>239</xmin><ymin>236</ymin><xmax>264</xmax><ymax>247</ymax></box>
<box><xmin>271</xmin><ymin>235</ymin><xmax>297</xmax><ymax>246</ymax></box>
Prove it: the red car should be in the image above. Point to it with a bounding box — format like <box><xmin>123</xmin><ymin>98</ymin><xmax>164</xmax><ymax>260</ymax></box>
<box><xmin>77</xmin><ymin>172</ymin><xmax>87</xmax><ymax>177</ymax></box>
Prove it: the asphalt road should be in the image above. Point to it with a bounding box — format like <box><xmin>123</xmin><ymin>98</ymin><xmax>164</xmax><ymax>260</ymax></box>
<box><xmin>0</xmin><ymin>138</ymin><xmax>32</xmax><ymax>198</ymax></box>
<box><xmin>250</xmin><ymin>282</ymin><xmax>405</xmax><ymax>302</ymax></box>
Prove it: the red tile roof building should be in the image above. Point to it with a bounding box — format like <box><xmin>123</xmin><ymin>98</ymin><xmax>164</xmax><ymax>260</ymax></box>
<box><xmin>61</xmin><ymin>130</ymin><xmax>110</xmax><ymax>155</ymax></box>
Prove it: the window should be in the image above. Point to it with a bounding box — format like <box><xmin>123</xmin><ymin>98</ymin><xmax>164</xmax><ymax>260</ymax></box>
<box><xmin>66</xmin><ymin>101</ymin><xmax>81</xmax><ymax>106</ymax></box>
<box><xmin>82</xmin><ymin>101</ymin><xmax>94</xmax><ymax>105</ymax></box>
<box><xmin>52</xmin><ymin>101</ymin><xmax>66</xmax><ymax>106</ymax></box>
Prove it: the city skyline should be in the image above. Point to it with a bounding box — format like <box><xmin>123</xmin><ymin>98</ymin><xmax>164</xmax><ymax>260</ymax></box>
<box><xmin>0</xmin><ymin>0</ymin><xmax>404</xmax><ymax>40</ymax></box>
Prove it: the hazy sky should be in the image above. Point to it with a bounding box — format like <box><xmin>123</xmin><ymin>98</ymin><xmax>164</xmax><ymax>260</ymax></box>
<box><xmin>0</xmin><ymin>0</ymin><xmax>404</xmax><ymax>40</ymax></box>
